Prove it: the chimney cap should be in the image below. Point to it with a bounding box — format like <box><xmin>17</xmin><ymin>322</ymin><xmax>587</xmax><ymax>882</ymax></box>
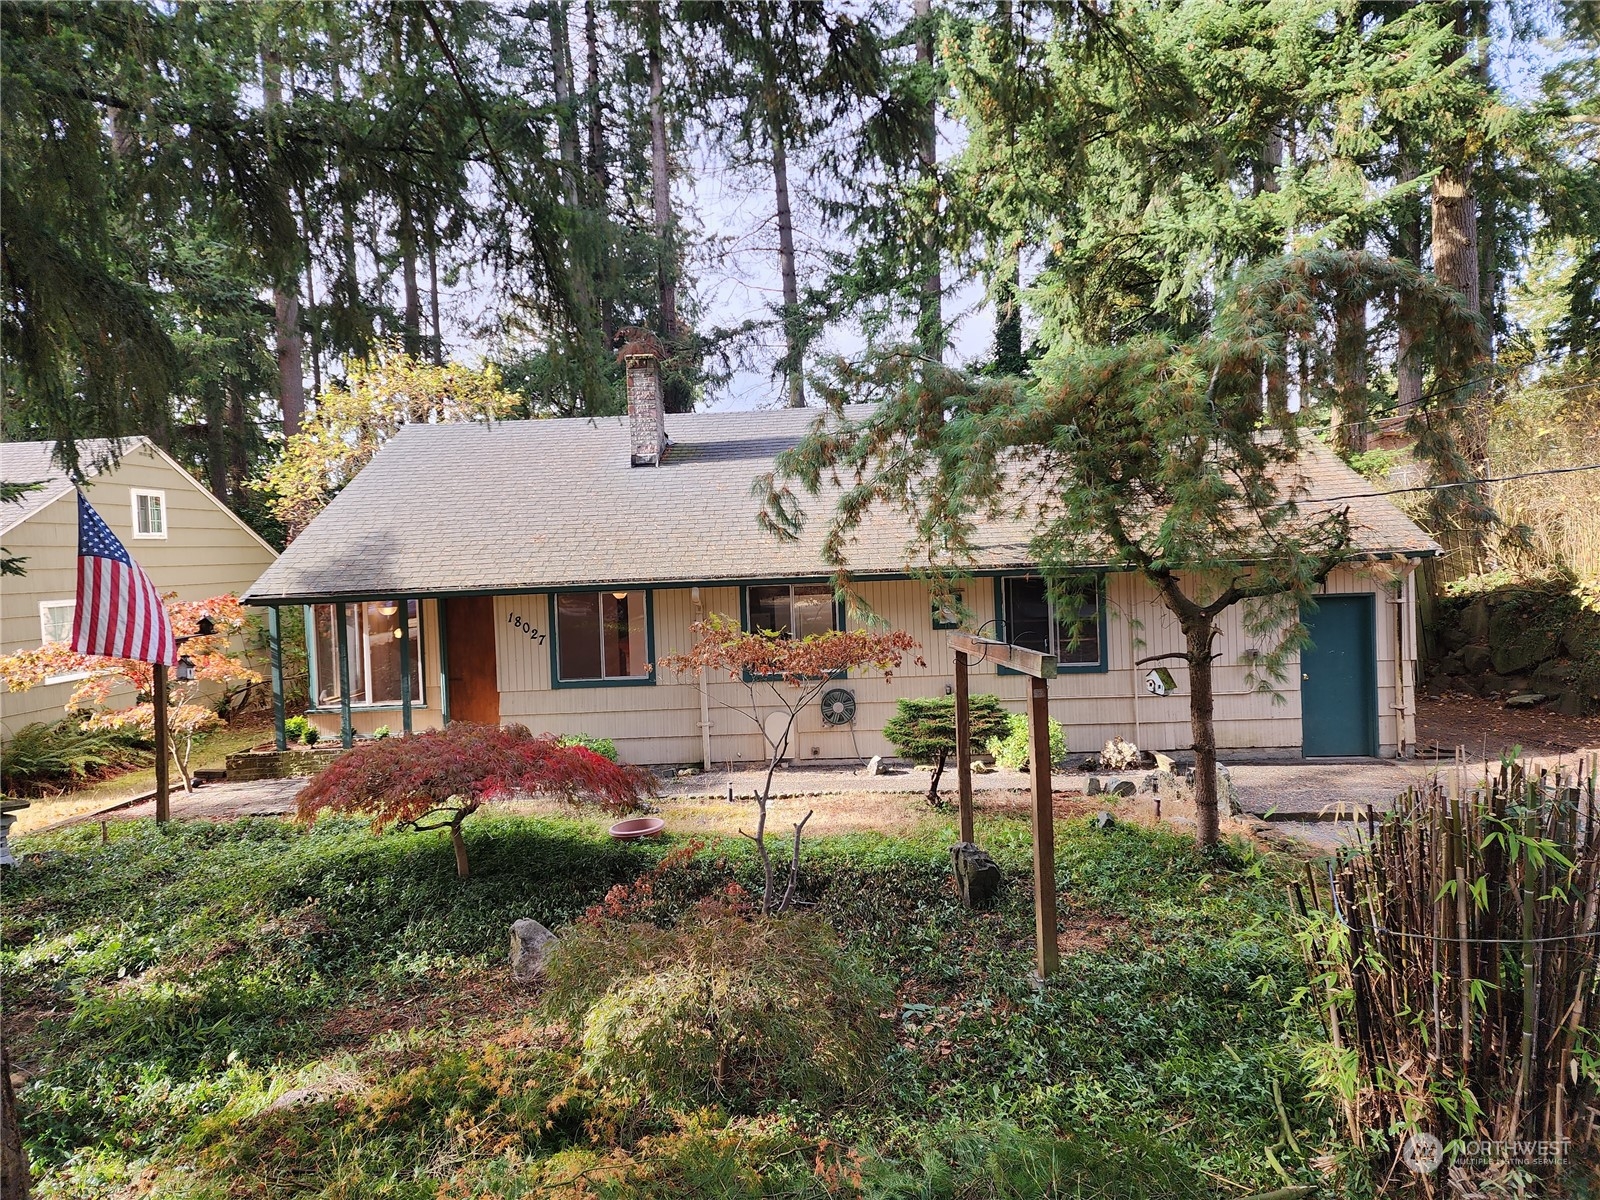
<box><xmin>615</xmin><ymin>327</ymin><xmax>666</xmax><ymax>364</ymax></box>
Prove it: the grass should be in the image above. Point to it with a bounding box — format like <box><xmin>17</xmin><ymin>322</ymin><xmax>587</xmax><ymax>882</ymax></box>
<box><xmin>5</xmin><ymin>803</ymin><xmax>1331</xmax><ymax>1198</ymax></box>
<box><xmin>7</xmin><ymin>719</ymin><xmax>271</xmax><ymax>835</ymax></box>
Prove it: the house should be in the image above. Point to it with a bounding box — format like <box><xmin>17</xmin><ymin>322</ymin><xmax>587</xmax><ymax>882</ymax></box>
<box><xmin>1</xmin><ymin>438</ymin><xmax>279</xmax><ymax>740</ymax></box>
<box><xmin>241</xmin><ymin>349</ymin><xmax>1437</xmax><ymax>765</ymax></box>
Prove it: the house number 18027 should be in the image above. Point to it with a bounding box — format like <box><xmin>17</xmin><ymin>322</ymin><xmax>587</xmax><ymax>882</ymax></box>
<box><xmin>507</xmin><ymin>612</ymin><xmax>547</xmax><ymax>644</ymax></box>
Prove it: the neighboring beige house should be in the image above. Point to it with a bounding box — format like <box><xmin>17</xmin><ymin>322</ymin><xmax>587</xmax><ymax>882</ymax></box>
<box><xmin>243</xmin><ymin>355</ymin><xmax>1437</xmax><ymax>765</ymax></box>
<box><xmin>1</xmin><ymin>438</ymin><xmax>279</xmax><ymax>740</ymax></box>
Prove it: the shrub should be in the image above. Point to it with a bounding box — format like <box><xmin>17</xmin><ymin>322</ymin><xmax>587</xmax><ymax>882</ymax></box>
<box><xmin>371</xmin><ymin>725</ymin><xmax>390</xmax><ymax>740</ymax></box>
<box><xmin>0</xmin><ymin>719</ymin><xmax>152</xmax><ymax>795</ymax></box>
<box><xmin>557</xmin><ymin>733</ymin><xmax>617</xmax><ymax>762</ymax></box>
<box><xmin>283</xmin><ymin>715</ymin><xmax>312</xmax><ymax>744</ymax></box>
<box><xmin>883</xmin><ymin>694</ymin><xmax>1012</xmax><ymax>804</ymax></box>
<box><xmin>985</xmin><ymin>711</ymin><xmax>1065</xmax><ymax>772</ymax></box>
<box><xmin>296</xmin><ymin>723</ymin><xmax>656</xmax><ymax>878</ymax></box>
<box><xmin>544</xmin><ymin>900</ymin><xmax>894</xmax><ymax>1113</ymax></box>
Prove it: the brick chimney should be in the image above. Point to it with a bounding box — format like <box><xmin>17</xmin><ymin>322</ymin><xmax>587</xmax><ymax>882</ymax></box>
<box><xmin>617</xmin><ymin>328</ymin><xmax>667</xmax><ymax>467</ymax></box>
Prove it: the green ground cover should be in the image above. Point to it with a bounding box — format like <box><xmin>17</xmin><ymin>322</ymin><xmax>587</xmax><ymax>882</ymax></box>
<box><xmin>4</xmin><ymin>807</ymin><xmax>1330</xmax><ymax>1198</ymax></box>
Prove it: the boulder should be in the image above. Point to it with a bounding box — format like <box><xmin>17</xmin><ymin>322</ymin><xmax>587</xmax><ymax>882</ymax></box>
<box><xmin>951</xmin><ymin>842</ymin><xmax>1003</xmax><ymax>908</ymax></box>
<box><xmin>1461</xmin><ymin>645</ymin><xmax>1494</xmax><ymax>675</ymax></box>
<box><xmin>1440</xmin><ymin>624</ymin><xmax>1470</xmax><ymax>651</ymax></box>
<box><xmin>1488</xmin><ymin>605</ymin><xmax>1560</xmax><ymax>675</ymax></box>
<box><xmin>1092</xmin><ymin>811</ymin><xmax>1116</xmax><ymax>830</ymax></box>
<box><xmin>1140</xmin><ymin>769</ymin><xmax>1178</xmax><ymax>795</ymax></box>
<box><xmin>1086</xmin><ymin>776</ymin><xmax>1103</xmax><ymax>796</ymax></box>
<box><xmin>1504</xmin><ymin>692</ymin><xmax>1549</xmax><ymax>709</ymax></box>
<box><xmin>1215</xmin><ymin>765</ymin><xmax>1242</xmax><ymax>817</ymax></box>
<box><xmin>510</xmin><ymin>918</ymin><xmax>558</xmax><ymax>985</ymax></box>
<box><xmin>1557</xmin><ymin>690</ymin><xmax>1590</xmax><ymax>717</ymax></box>
<box><xmin>1437</xmin><ymin>651</ymin><xmax>1466</xmax><ymax>677</ymax></box>
<box><xmin>865</xmin><ymin>755</ymin><xmax>884</xmax><ymax>777</ymax></box>
<box><xmin>1108</xmin><ymin>778</ymin><xmax>1137</xmax><ymax>798</ymax></box>
<box><xmin>1460</xmin><ymin>599</ymin><xmax>1490</xmax><ymax>644</ymax></box>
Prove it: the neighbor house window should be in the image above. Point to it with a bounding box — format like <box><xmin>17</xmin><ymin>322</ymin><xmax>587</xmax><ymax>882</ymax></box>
<box><xmin>553</xmin><ymin>591</ymin><xmax>651</xmax><ymax>684</ymax></box>
<box><xmin>39</xmin><ymin>600</ymin><xmax>89</xmax><ymax>684</ymax></box>
<box><xmin>999</xmin><ymin>576</ymin><xmax>1104</xmax><ymax>669</ymax></box>
<box><xmin>131</xmin><ymin>490</ymin><xmax>166</xmax><ymax>538</ymax></box>
<box><xmin>747</xmin><ymin>583</ymin><xmax>838</xmax><ymax>639</ymax></box>
<box><xmin>309</xmin><ymin>600</ymin><xmax>423</xmax><ymax>707</ymax></box>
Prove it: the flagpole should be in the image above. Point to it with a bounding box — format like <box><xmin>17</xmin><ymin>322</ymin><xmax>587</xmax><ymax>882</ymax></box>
<box><xmin>153</xmin><ymin>663</ymin><xmax>170</xmax><ymax>824</ymax></box>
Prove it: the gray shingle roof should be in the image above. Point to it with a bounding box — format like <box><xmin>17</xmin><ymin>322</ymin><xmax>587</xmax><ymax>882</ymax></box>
<box><xmin>242</xmin><ymin>408</ymin><xmax>1439</xmax><ymax>603</ymax></box>
<box><xmin>0</xmin><ymin>439</ymin><xmax>130</xmax><ymax>533</ymax></box>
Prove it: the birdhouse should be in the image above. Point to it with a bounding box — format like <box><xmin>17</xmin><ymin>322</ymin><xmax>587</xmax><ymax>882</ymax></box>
<box><xmin>1145</xmin><ymin>667</ymin><xmax>1177</xmax><ymax>697</ymax></box>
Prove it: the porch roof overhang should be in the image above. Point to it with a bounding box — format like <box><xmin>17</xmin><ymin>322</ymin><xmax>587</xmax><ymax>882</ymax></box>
<box><xmin>241</xmin><ymin>407</ymin><xmax>1441</xmax><ymax>607</ymax></box>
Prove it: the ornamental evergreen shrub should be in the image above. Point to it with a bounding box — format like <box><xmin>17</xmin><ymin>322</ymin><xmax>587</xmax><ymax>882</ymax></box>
<box><xmin>544</xmin><ymin>899</ymin><xmax>893</xmax><ymax>1114</ymax></box>
<box><xmin>985</xmin><ymin>712</ymin><xmax>1065</xmax><ymax>772</ymax></box>
<box><xmin>556</xmin><ymin>733</ymin><xmax>618</xmax><ymax>762</ymax></box>
<box><xmin>883</xmin><ymin>694</ymin><xmax>1011</xmax><ymax>803</ymax></box>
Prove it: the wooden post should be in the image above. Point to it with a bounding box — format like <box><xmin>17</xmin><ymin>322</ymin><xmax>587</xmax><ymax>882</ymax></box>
<box><xmin>1028</xmin><ymin>676</ymin><xmax>1059</xmax><ymax>979</ymax></box>
<box><xmin>954</xmin><ymin>649</ymin><xmax>974</xmax><ymax>843</ymax></box>
<box><xmin>336</xmin><ymin>601</ymin><xmax>354</xmax><ymax>748</ymax></box>
<box><xmin>398</xmin><ymin>598</ymin><xmax>413</xmax><ymax>736</ymax></box>
<box><xmin>436</xmin><ymin>599</ymin><xmax>451</xmax><ymax>725</ymax></box>
<box><xmin>268</xmin><ymin>606</ymin><xmax>287</xmax><ymax>752</ymax></box>
<box><xmin>153</xmin><ymin>662</ymin><xmax>170</xmax><ymax>824</ymax></box>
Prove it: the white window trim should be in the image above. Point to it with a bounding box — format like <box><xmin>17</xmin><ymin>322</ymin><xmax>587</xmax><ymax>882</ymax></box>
<box><xmin>38</xmin><ymin>599</ymin><xmax>90</xmax><ymax>684</ymax></box>
<box><xmin>131</xmin><ymin>488</ymin><xmax>168</xmax><ymax>539</ymax></box>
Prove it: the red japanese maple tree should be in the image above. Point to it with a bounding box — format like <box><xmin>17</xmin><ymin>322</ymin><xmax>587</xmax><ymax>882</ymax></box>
<box><xmin>659</xmin><ymin>614</ymin><xmax>921</xmax><ymax>913</ymax></box>
<box><xmin>296</xmin><ymin>723</ymin><xmax>656</xmax><ymax>878</ymax></box>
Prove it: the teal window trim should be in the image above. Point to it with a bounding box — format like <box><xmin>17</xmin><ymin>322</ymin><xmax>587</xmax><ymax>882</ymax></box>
<box><xmin>740</xmin><ymin>584</ymin><xmax>848</xmax><ymax>683</ymax></box>
<box><xmin>306</xmin><ymin>600</ymin><xmax>428</xmax><ymax>708</ymax></box>
<box><xmin>992</xmin><ymin>574</ymin><xmax>1109</xmax><ymax>675</ymax></box>
<box><xmin>548</xmin><ymin>590</ymin><xmax>657</xmax><ymax>689</ymax></box>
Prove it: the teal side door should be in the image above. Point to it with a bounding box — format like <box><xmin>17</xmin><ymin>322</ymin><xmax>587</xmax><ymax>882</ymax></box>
<box><xmin>1300</xmin><ymin>594</ymin><xmax>1378</xmax><ymax>757</ymax></box>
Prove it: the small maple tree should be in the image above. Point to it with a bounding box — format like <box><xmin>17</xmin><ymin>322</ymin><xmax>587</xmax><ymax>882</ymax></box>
<box><xmin>295</xmin><ymin>723</ymin><xmax>656</xmax><ymax>878</ymax></box>
<box><xmin>659</xmin><ymin>614</ymin><xmax>920</xmax><ymax>913</ymax></box>
<box><xmin>0</xmin><ymin>594</ymin><xmax>262</xmax><ymax>792</ymax></box>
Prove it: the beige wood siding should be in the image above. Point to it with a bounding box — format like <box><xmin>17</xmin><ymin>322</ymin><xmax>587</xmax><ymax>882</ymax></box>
<box><xmin>2</xmin><ymin>443</ymin><xmax>279</xmax><ymax>739</ymax></box>
<box><xmin>310</xmin><ymin>568</ymin><xmax>1414</xmax><ymax>764</ymax></box>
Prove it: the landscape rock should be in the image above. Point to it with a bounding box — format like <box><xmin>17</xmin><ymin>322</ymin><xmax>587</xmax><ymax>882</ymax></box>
<box><xmin>1108</xmin><ymin>778</ymin><xmax>1137</xmax><ymax>798</ymax></box>
<box><xmin>1557</xmin><ymin>690</ymin><xmax>1588</xmax><ymax>717</ymax></box>
<box><xmin>1489</xmin><ymin>605</ymin><xmax>1560</xmax><ymax>675</ymax></box>
<box><xmin>1153</xmin><ymin>752</ymin><xmax>1177</xmax><ymax>774</ymax></box>
<box><xmin>1438</xmin><ymin>651</ymin><xmax>1466</xmax><ymax>677</ymax></box>
<box><xmin>1216</xmin><ymin>765</ymin><xmax>1242</xmax><ymax>816</ymax></box>
<box><xmin>865</xmin><ymin>755</ymin><xmax>883</xmax><ymax>777</ymax></box>
<box><xmin>1092</xmin><ymin>811</ymin><xmax>1116</xmax><ymax>830</ymax></box>
<box><xmin>1140</xmin><ymin>769</ymin><xmax>1178</xmax><ymax>795</ymax></box>
<box><xmin>1099</xmin><ymin>735</ymin><xmax>1142</xmax><ymax>772</ymax></box>
<box><xmin>1461</xmin><ymin>645</ymin><xmax>1494</xmax><ymax>675</ymax></box>
<box><xmin>1461</xmin><ymin>599</ymin><xmax>1490</xmax><ymax>644</ymax></box>
<box><xmin>950</xmin><ymin>842</ymin><xmax>1003</xmax><ymax>908</ymax></box>
<box><xmin>972</xmin><ymin>759</ymin><xmax>994</xmax><ymax>774</ymax></box>
<box><xmin>1504</xmin><ymin>692</ymin><xmax>1549</xmax><ymax>709</ymax></box>
<box><xmin>1086</xmin><ymin>775</ymin><xmax>1103</xmax><ymax>796</ymax></box>
<box><xmin>510</xmin><ymin>918</ymin><xmax>558</xmax><ymax>985</ymax></box>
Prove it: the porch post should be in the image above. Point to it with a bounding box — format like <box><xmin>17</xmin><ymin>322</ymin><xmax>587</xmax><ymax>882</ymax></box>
<box><xmin>398</xmin><ymin>597</ymin><xmax>413</xmax><ymax>736</ymax></box>
<box><xmin>954</xmin><ymin>650</ymin><xmax>974</xmax><ymax>844</ymax></box>
<box><xmin>435</xmin><ymin>599</ymin><xmax>451</xmax><ymax>725</ymax></box>
<box><xmin>336</xmin><ymin>601</ymin><xmax>354</xmax><ymax>748</ymax></box>
<box><xmin>1028</xmin><ymin>676</ymin><xmax>1059</xmax><ymax>980</ymax></box>
<box><xmin>268</xmin><ymin>605</ymin><xmax>287</xmax><ymax>751</ymax></box>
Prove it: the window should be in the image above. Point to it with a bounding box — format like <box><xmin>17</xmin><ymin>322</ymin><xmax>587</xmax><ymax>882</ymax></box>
<box><xmin>309</xmin><ymin>600</ymin><xmax>423</xmax><ymax>707</ymax></box>
<box><xmin>999</xmin><ymin>576</ymin><xmax>1104</xmax><ymax>670</ymax></box>
<box><xmin>932</xmin><ymin>590</ymin><xmax>964</xmax><ymax>630</ymax></box>
<box><xmin>132</xmin><ymin>490</ymin><xmax>166</xmax><ymax>538</ymax></box>
<box><xmin>38</xmin><ymin>600</ymin><xmax>88</xmax><ymax>684</ymax></box>
<box><xmin>747</xmin><ymin>583</ymin><xmax>838</xmax><ymax>639</ymax></box>
<box><xmin>553</xmin><ymin>591</ymin><xmax>651</xmax><ymax>684</ymax></box>
<box><xmin>39</xmin><ymin>600</ymin><xmax>75</xmax><ymax>645</ymax></box>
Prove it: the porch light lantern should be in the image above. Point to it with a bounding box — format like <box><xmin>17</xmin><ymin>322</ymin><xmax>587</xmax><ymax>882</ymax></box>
<box><xmin>611</xmin><ymin>590</ymin><xmax>629</xmax><ymax>600</ymax></box>
<box><xmin>379</xmin><ymin>601</ymin><xmax>398</xmax><ymax>617</ymax></box>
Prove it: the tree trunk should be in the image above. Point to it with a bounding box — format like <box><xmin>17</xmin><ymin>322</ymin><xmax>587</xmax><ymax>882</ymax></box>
<box><xmin>1333</xmin><ymin>282</ymin><xmax>1369</xmax><ymax>454</ymax></box>
<box><xmin>226</xmin><ymin>380</ymin><xmax>248</xmax><ymax>502</ymax></box>
<box><xmin>914</xmin><ymin>0</ymin><xmax>941</xmax><ymax>360</ymax></box>
<box><xmin>648</xmin><ymin>7</ymin><xmax>676</xmax><ymax>340</ymax></box>
<box><xmin>1395</xmin><ymin>136</ymin><xmax>1424</xmax><ymax>417</ymax></box>
<box><xmin>1</xmin><ymin>1029</ymin><xmax>29</xmax><ymax>1200</ymax></box>
<box><xmin>549</xmin><ymin>4</ymin><xmax>580</xmax><ymax>197</ymax></box>
<box><xmin>261</xmin><ymin>44</ymin><xmax>305</xmax><ymax>437</ymax></box>
<box><xmin>768</xmin><ymin>96</ymin><xmax>804</xmax><ymax>408</ymax></box>
<box><xmin>928</xmin><ymin>747</ymin><xmax>946</xmax><ymax>807</ymax></box>
<box><xmin>1185</xmin><ymin>618</ymin><xmax>1221</xmax><ymax>851</ymax></box>
<box><xmin>204</xmin><ymin>386</ymin><xmax>229</xmax><ymax>502</ymax></box>
<box><xmin>426</xmin><ymin>221</ymin><xmax>443</xmax><ymax>366</ymax></box>
<box><xmin>584</xmin><ymin>0</ymin><xmax>606</xmax><ymax>198</ymax></box>
<box><xmin>450</xmin><ymin>813</ymin><xmax>470</xmax><ymax>879</ymax></box>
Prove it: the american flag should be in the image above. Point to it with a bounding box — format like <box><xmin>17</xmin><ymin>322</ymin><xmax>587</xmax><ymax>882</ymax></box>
<box><xmin>71</xmin><ymin>492</ymin><xmax>176</xmax><ymax>666</ymax></box>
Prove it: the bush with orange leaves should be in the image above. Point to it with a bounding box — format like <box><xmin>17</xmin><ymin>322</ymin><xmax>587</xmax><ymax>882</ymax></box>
<box><xmin>296</xmin><ymin>723</ymin><xmax>656</xmax><ymax>878</ymax></box>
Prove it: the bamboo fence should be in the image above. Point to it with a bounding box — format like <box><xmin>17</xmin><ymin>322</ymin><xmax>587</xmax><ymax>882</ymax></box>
<box><xmin>1293</xmin><ymin>753</ymin><xmax>1598</xmax><ymax>1189</ymax></box>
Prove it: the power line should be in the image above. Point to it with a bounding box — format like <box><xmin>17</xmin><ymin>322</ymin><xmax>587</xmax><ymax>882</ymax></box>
<box><xmin>1306</xmin><ymin>462</ymin><xmax>1600</xmax><ymax>504</ymax></box>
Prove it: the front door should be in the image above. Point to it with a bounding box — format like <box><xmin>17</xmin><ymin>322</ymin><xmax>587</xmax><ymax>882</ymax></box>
<box><xmin>1300</xmin><ymin>594</ymin><xmax>1378</xmax><ymax>757</ymax></box>
<box><xmin>444</xmin><ymin>595</ymin><xmax>500</xmax><ymax>725</ymax></box>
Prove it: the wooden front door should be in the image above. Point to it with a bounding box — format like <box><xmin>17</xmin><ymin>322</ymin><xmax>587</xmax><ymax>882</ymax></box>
<box><xmin>444</xmin><ymin>596</ymin><xmax>500</xmax><ymax>725</ymax></box>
